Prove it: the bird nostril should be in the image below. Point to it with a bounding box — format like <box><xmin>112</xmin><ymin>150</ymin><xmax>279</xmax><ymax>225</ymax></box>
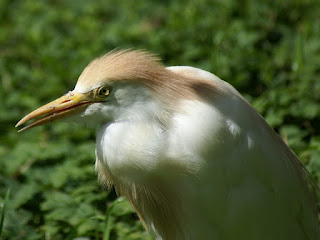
<box><xmin>61</xmin><ymin>99</ymin><xmax>71</xmax><ymax>104</ymax></box>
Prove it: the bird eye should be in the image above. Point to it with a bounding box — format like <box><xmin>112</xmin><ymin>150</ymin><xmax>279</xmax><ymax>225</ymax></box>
<box><xmin>97</xmin><ymin>86</ymin><xmax>111</xmax><ymax>98</ymax></box>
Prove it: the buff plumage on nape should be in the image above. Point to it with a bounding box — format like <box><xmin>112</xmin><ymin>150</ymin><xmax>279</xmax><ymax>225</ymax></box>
<box><xmin>16</xmin><ymin>49</ymin><xmax>319</xmax><ymax>240</ymax></box>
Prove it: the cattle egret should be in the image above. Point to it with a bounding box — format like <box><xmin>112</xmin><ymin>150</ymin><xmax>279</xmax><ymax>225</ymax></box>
<box><xmin>16</xmin><ymin>50</ymin><xmax>319</xmax><ymax>239</ymax></box>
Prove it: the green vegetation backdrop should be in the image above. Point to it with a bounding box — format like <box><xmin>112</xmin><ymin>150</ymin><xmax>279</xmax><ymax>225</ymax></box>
<box><xmin>1</xmin><ymin>0</ymin><xmax>320</xmax><ymax>239</ymax></box>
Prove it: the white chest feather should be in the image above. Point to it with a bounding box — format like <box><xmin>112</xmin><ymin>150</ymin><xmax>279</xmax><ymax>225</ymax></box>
<box><xmin>95</xmin><ymin>99</ymin><xmax>226</xmax><ymax>181</ymax></box>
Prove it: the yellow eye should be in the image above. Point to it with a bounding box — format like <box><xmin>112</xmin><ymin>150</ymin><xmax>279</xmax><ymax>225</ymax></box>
<box><xmin>97</xmin><ymin>86</ymin><xmax>110</xmax><ymax>98</ymax></box>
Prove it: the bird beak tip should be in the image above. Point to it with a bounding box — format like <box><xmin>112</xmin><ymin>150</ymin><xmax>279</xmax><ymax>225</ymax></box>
<box><xmin>15</xmin><ymin>121</ymin><xmax>22</xmax><ymax>128</ymax></box>
<box><xmin>15</xmin><ymin>115</ymin><xmax>33</xmax><ymax>131</ymax></box>
<box><xmin>15</xmin><ymin>120</ymin><xmax>30</xmax><ymax>132</ymax></box>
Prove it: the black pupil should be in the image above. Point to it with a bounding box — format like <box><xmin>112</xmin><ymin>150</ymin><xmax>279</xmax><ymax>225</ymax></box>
<box><xmin>101</xmin><ymin>88</ymin><xmax>106</xmax><ymax>94</ymax></box>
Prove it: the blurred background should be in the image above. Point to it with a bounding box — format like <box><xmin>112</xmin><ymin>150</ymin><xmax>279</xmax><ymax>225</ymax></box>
<box><xmin>0</xmin><ymin>0</ymin><xmax>320</xmax><ymax>239</ymax></box>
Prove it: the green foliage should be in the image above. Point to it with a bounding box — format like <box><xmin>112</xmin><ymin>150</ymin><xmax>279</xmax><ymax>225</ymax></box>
<box><xmin>0</xmin><ymin>189</ymin><xmax>10</xmax><ymax>237</ymax></box>
<box><xmin>0</xmin><ymin>0</ymin><xmax>320</xmax><ymax>239</ymax></box>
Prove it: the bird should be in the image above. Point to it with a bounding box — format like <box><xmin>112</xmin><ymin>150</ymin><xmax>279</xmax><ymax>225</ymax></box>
<box><xmin>16</xmin><ymin>49</ymin><xmax>319</xmax><ymax>240</ymax></box>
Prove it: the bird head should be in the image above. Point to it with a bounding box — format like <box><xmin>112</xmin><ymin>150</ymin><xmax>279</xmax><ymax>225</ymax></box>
<box><xmin>16</xmin><ymin>50</ymin><xmax>180</xmax><ymax>131</ymax></box>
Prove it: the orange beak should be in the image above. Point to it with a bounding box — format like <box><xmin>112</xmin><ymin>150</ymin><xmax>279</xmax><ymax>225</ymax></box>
<box><xmin>16</xmin><ymin>91</ymin><xmax>97</xmax><ymax>132</ymax></box>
